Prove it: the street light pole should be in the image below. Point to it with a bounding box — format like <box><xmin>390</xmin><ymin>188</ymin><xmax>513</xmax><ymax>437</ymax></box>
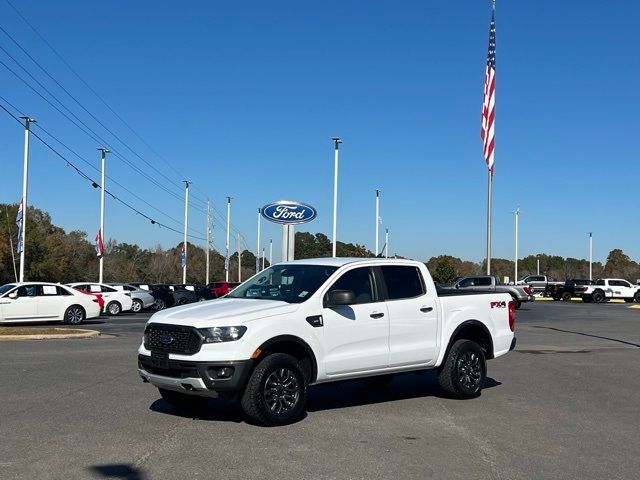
<box><xmin>385</xmin><ymin>228</ymin><xmax>389</xmax><ymax>259</ymax></box>
<box><xmin>331</xmin><ymin>137</ymin><xmax>341</xmax><ymax>257</ymax></box>
<box><xmin>205</xmin><ymin>200</ymin><xmax>211</xmax><ymax>285</ymax></box>
<box><xmin>375</xmin><ymin>189</ymin><xmax>380</xmax><ymax>257</ymax></box>
<box><xmin>182</xmin><ymin>180</ymin><xmax>191</xmax><ymax>284</ymax></box>
<box><xmin>98</xmin><ymin>147</ymin><xmax>109</xmax><ymax>283</ymax></box>
<box><xmin>225</xmin><ymin>196</ymin><xmax>231</xmax><ymax>282</ymax></box>
<box><xmin>589</xmin><ymin>232</ymin><xmax>593</xmax><ymax>281</ymax></box>
<box><xmin>256</xmin><ymin>208</ymin><xmax>261</xmax><ymax>273</ymax></box>
<box><xmin>237</xmin><ymin>233</ymin><xmax>241</xmax><ymax>282</ymax></box>
<box><xmin>514</xmin><ymin>208</ymin><xmax>520</xmax><ymax>284</ymax></box>
<box><xmin>18</xmin><ymin>117</ymin><xmax>35</xmax><ymax>282</ymax></box>
<box><xmin>269</xmin><ymin>239</ymin><xmax>273</xmax><ymax>266</ymax></box>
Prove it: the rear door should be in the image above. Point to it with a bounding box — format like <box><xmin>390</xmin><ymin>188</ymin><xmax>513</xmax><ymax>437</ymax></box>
<box><xmin>383</xmin><ymin>265</ymin><xmax>439</xmax><ymax>367</ymax></box>
<box><xmin>321</xmin><ymin>266</ymin><xmax>389</xmax><ymax>375</ymax></box>
<box><xmin>37</xmin><ymin>285</ymin><xmax>69</xmax><ymax>320</ymax></box>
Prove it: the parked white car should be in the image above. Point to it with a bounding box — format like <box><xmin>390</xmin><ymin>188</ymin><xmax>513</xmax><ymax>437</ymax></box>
<box><xmin>107</xmin><ymin>283</ymin><xmax>155</xmax><ymax>313</ymax></box>
<box><xmin>581</xmin><ymin>279</ymin><xmax>640</xmax><ymax>303</ymax></box>
<box><xmin>67</xmin><ymin>282</ymin><xmax>133</xmax><ymax>315</ymax></box>
<box><xmin>0</xmin><ymin>282</ymin><xmax>101</xmax><ymax>324</ymax></box>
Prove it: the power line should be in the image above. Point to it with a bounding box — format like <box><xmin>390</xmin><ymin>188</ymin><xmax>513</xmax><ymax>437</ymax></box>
<box><xmin>0</xmin><ymin>99</ymin><xmax>207</xmax><ymax>242</ymax></box>
<box><xmin>2</xmin><ymin>0</ymin><xmax>211</xmax><ymax>207</ymax></box>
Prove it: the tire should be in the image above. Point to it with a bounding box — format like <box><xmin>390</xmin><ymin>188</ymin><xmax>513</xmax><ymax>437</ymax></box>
<box><xmin>592</xmin><ymin>290</ymin><xmax>605</xmax><ymax>303</ymax></box>
<box><xmin>158</xmin><ymin>388</ymin><xmax>208</xmax><ymax>409</ymax></box>
<box><xmin>624</xmin><ymin>298</ymin><xmax>634</xmax><ymax>303</ymax></box>
<box><xmin>197</xmin><ymin>297</ymin><xmax>207</xmax><ymax>302</ymax></box>
<box><xmin>106</xmin><ymin>301</ymin><xmax>122</xmax><ymax>316</ymax></box>
<box><xmin>562</xmin><ymin>292</ymin><xmax>572</xmax><ymax>301</ymax></box>
<box><xmin>131</xmin><ymin>299</ymin><xmax>143</xmax><ymax>313</ymax></box>
<box><xmin>635</xmin><ymin>292</ymin><xmax>640</xmax><ymax>303</ymax></box>
<box><xmin>438</xmin><ymin>339</ymin><xmax>486</xmax><ymax>399</ymax></box>
<box><xmin>177</xmin><ymin>297</ymin><xmax>188</xmax><ymax>305</ymax></box>
<box><xmin>359</xmin><ymin>374</ymin><xmax>394</xmax><ymax>389</ymax></box>
<box><xmin>63</xmin><ymin>305</ymin><xmax>85</xmax><ymax>325</ymax></box>
<box><xmin>241</xmin><ymin>353</ymin><xmax>307</xmax><ymax>426</ymax></box>
<box><xmin>154</xmin><ymin>298</ymin><xmax>166</xmax><ymax>311</ymax></box>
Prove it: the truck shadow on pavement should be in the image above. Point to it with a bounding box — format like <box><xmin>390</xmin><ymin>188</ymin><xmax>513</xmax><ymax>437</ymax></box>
<box><xmin>531</xmin><ymin>326</ymin><xmax>640</xmax><ymax>348</ymax></box>
<box><xmin>89</xmin><ymin>464</ymin><xmax>146</xmax><ymax>480</ymax></box>
<box><xmin>148</xmin><ymin>371</ymin><xmax>501</xmax><ymax>423</ymax></box>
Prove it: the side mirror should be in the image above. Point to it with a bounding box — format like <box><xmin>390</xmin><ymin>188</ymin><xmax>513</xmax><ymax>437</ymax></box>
<box><xmin>8</xmin><ymin>292</ymin><xmax>18</xmax><ymax>299</ymax></box>
<box><xmin>325</xmin><ymin>290</ymin><xmax>356</xmax><ymax>308</ymax></box>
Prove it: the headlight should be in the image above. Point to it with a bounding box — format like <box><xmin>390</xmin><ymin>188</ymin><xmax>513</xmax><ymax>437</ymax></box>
<box><xmin>198</xmin><ymin>326</ymin><xmax>247</xmax><ymax>343</ymax></box>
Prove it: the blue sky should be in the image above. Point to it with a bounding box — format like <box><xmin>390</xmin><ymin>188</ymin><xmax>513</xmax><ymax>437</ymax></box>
<box><xmin>0</xmin><ymin>0</ymin><xmax>638</xmax><ymax>265</ymax></box>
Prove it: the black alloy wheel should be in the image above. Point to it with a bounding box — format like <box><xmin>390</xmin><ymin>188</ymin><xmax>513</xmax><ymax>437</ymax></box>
<box><xmin>63</xmin><ymin>305</ymin><xmax>85</xmax><ymax>325</ymax></box>
<box><xmin>154</xmin><ymin>298</ymin><xmax>166</xmax><ymax>310</ymax></box>
<box><xmin>438</xmin><ymin>339</ymin><xmax>486</xmax><ymax>399</ymax></box>
<box><xmin>592</xmin><ymin>290</ymin><xmax>605</xmax><ymax>303</ymax></box>
<box><xmin>635</xmin><ymin>292</ymin><xmax>640</xmax><ymax>303</ymax></box>
<box><xmin>241</xmin><ymin>353</ymin><xmax>307</xmax><ymax>426</ymax></box>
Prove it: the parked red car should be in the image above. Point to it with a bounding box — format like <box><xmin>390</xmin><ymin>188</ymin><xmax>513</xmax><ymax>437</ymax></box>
<box><xmin>206</xmin><ymin>281</ymin><xmax>241</xmax><ymax>298</ymax></box>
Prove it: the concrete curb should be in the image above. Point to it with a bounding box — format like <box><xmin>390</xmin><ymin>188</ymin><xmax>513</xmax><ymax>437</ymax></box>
<box><xmin>0</xmin><ymin>329</ymin><xmax>100</xmax><ymax>341</ymax></box>
<box><xmin>535</xmin><ymin>297</ymin><xmax>626</xmax><ymax>304</ymax></box>
<box><xmin>628</xmin><ymin>305</ymin><xmax>640</xmax><ymax>310</ymax></box>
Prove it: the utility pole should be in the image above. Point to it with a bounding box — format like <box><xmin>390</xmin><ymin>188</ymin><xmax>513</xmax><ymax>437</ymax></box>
<box><xmin>182</xmin><ymin>181</ymin><xmax>191</xmax><ymax>284</ymax></box>
<box><xmin>374</xmin><ymin>189</ymin><xmax>380</xmax><ymax>256</ymax></box>
<box><xmin>589</xmin><ymin>232</ymin><xmax>593</xmax><ymax>281</ymax></box>
<box><xmin>237</xmin><ymin>233</ymin><xmax>241</xmax><ymax>282</ymax></box>
<box><xmin>98</xmin><ymin>147</ymin><xmax>109</xmax><ymax>283</ymax></box>
<box><xmin>269</xmin><ymin>239</ymin><xmax>273</xmax><ymax>266</ymax></box>
<box><xmin>205</xmin><ymin>200</ymin><xmax>211</xmax><ymax>284</ymax></box>
<box><xmin>262</xmin><ymin>247</ymin><xmax>265</xmax><ymax>270</ymax></box>
<box><xmin>536</xmin><ymin>256</ymin><xmax>540</xmax><ymax>275</ymax></box>
<box><xmin>225</xmin><ymin>196</ymin><xmax>231</xmax><ymax>282</ymax></box>
<box><xmin>256</xmin><ymin>208</ymin><xmax>261</xmax><ymax>273</ymax></box>
<box><xmin>18</xmin><ymin>117</ymin><xmax>35</xmax><ymax>282</ymax></box>
<box><xmin>331</xmin><ymin>137</ymin><xmax>341</xmax><ymax>257</ymax></box>
<box><xmin>385</xmin><ymin>228</ymin><xmax>389</xmax><ymax>259</ymax></box>
<box><xmin>514</xmin><ymin>207</ymin><xmax>520</xmax><ymax>284</ymax></box>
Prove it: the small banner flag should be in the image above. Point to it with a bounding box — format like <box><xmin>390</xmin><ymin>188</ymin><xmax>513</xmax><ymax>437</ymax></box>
<box><xmin>15</xmin><ymin>200</ymin><xmax>23</xmax><ymax>254</ymax></box>
<box><xmin>181</xmin><ymin>244</ymin><xmax>187</xmax><ymax>268</ymax></box>
<box><xmin>95</xmin><ymin>229</ymin><xmax>104</xmax><ymax>257</ymax></box>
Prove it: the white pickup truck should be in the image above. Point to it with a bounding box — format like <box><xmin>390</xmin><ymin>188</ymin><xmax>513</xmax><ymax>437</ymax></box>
<box><xmin>138</xmin><ymin>258</ymin><xmax>516</xmax><ymax>425</ymax></box>
<box><xmin>581</xmin><ymin>278</ymin><xmax>640</xmax><ymax>303</ymax></box>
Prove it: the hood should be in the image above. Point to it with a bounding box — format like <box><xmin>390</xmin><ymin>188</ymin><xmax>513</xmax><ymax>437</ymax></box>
<box><xmin>147</xmin><ymin>298</ymin><xmax>300</xmax><ymax>328</ymax></box>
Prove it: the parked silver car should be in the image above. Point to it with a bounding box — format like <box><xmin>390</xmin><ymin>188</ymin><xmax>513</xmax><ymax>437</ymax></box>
<box><xmin>107</xmin><ymin>283</ymin><xmax>155</xmax><ymax>313</ymax></box>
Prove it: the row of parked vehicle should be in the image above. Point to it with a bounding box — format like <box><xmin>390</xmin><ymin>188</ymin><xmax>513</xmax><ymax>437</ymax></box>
<box><xmin>0</xmin><ymin>280</ymin><xmax>242</xmax><ymax>324</ymax></box>
<box><xmin>544</xmin><ymin>278</ymin><xmax>640</xmax><ymax>303</ymax></box>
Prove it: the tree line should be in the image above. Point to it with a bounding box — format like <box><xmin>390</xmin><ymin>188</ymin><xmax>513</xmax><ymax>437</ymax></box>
<box><xmin>2</xmin><ymin>203</ymin><xmax>638</xmax><ymax>286</ymax></box>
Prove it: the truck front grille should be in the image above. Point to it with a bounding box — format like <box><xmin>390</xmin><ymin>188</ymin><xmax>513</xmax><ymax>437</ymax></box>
<box><xmin>144</xmin><ymin>324</ymin><xmax>202</xmax><ymax>355</ymax></box>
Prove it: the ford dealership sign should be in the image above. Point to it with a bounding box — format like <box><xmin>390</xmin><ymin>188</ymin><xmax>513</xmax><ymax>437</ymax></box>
<box><xmin>261</xmin><ymin>200</ymin><xmax>317</xmax><ymax>225</ymax></box>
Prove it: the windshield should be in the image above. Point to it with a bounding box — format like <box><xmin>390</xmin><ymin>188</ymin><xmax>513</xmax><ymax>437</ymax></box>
<box><xmin>228</xmin><ymin>264</ymin><xmax>338</xmax><ymax>303</ymax></box>
<box><xmin>0</xmin><ymin>284</ymin><xmax>17</xmax><ymax>296</ymax></box>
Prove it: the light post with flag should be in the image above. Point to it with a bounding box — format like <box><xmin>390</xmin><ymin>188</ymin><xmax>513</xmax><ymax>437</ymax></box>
<box><xmin>182</xmin><ymin>180</ymin><xmax>191</xmax><ymax>283</ymax></box>
<box><xmin>97</xmin><ymin>147</ymin><xmax>109</xmax><ymax>283</ymax></box>
<box><xmin>481</xmin><ymin>3</ymin><xmax>496</xmax><ymax>274</ymax></box>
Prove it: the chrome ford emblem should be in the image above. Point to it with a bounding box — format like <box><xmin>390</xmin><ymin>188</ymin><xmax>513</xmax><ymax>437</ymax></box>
<box><xmin>261</xmin><ymin>200</ymin><xmax>317</xmax><ymax>225</ymax></box>
<box><xmin>159</xmin><ymin>334</ymin><xmax>174</xmax><ymax>345</ymax></box>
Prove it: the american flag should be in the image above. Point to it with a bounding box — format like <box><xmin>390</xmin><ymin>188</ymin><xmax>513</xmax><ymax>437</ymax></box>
<box><xmin>15</xmin><ymin>200</ymin><xmax>23</xmax><ymax>254</ymax></box>
<box><xmin>95</xmin><ymin>229</ymin><xmax>104</xmax><ymax>257</ymax></box>
<box><xmin>481</xmin><ymin>10</ymin><xmax>496</xmax><ymax>174</ymax></box>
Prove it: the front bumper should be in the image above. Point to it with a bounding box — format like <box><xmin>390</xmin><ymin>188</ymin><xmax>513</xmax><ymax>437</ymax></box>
<box><xmin>138</xmin><ymin>354</ymin><xmax>253</xmax><ymax>396</ymax></box>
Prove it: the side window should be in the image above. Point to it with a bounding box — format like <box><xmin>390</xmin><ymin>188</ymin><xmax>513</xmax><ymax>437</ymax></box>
<box><xmin>608</xmin><ymin>280</ymin><xmax>618</xmax><ymax>287</ymax></box>
<box><xmin>101</xmin><ymin>286</ymin><xmax>117</xmax><ymax>293</ymax></box>
<box><xmin>381</xmin><ymin>266</ymin><xmax>425</xmax><ymax>300</ymax></box>
<box><xmin>621</xmin><ymin>281</ymin><xmax>631</xmax><ymax>288</ymax></box>
<box><xmin>458</xmin><ymin>278</ymin><xmax>474</xmax><ymax>287</ymax></box>
<box><xmin>477</xmin><ymin>277</ymin><xmax>492</xmax><ymax>287</ymax></box>
<box><xmin>595</xmin><ymin>279</ymin><xmax>605</xmax><ymax>286</ymax></box>
<box><xmin>57</xmin><ymin>286</ymin><xmax>72</xmax><ymax>296</ymax></box>
<box><xmin>40</xmin><ymin>285</ymin><xmax>59</xmax><ymax>296</ymax></box>
<box><xmin>124</xmin><ymin>285</ymin><xmax>135</xmax><ymax>291</ymax></box>
<box><xmin>17</xmin><ymin>285</ymin><xmax>38</xmax><ymax>297</ymax></box>
<box><xmin>88</xmin><ymin>285</ymin><xmax>102</xmax><ymax>293</ymax></box>
<box><xmin>328</xmin><ymin>267</ymin><xmax>377</xmax><ymax>304</ymax></box>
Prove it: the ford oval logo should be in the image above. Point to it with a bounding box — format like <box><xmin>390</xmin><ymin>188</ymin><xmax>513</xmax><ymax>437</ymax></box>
<box><xmin>261</xmin><ymin>200</ymin><xmax>317</xmax><ymax>225</ymax></box>
<box><xmin>159</xmin><ymin>334</ymin><xmax>174</xmax><ymax>345</ymax></box>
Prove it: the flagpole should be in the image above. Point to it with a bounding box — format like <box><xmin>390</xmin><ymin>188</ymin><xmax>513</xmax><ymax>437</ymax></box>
<box><xmin>374</xmin><ymin>189</ymin><xmax>380</xmax><ymax>257</ymax></box>
<box><xmin>256</xmin><ymin>208</ymin><xmax>261</xmax><ymax>273</ymax></box>
<box><xmin>331</xmin><ymin>137</ymin><xmax>341</xmax><ymax>257</ymax></box>
<box><xmin>182</xmin><ymin>180</ymin><xmax>191</xmax><ymax>284</ymax></box>
<box><xmin>225</xmin><ymin>196</ymin><xmax>231</xmax><ymax>282</ymax></box>
<box><xmin>486</xmin><ymin>171</ymin><xmax>492</xmax><ymax>274</ymax></box>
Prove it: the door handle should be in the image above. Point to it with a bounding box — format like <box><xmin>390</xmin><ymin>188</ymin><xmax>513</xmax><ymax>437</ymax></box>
<box><xmin>370</xmin><ymin>312</ymin><xmax>385</xmax><ymax>319</ymax></box>
<box><xmin>420</xmin><ymin>306</ymin><xmax>433</xmax><ymax>313</ymax></box>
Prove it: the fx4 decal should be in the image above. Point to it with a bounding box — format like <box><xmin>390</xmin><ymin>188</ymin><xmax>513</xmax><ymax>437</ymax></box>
<box><xmin>490</xmin><ymin>301</ymin><xmax>507</xmax><ymax>309</ymax></box>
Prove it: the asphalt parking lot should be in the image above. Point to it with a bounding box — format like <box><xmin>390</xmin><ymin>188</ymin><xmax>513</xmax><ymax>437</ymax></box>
<box><xmin>1</xmin><ymin>302</ymin><xmax>639</xmax><ymax>480</ymax></box>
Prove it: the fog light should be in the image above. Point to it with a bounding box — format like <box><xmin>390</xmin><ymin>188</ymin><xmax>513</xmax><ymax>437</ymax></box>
<box><xmin>216</xmin><ymin>367</ymin><xmax>234</xmax><ymax>378</ymax></box>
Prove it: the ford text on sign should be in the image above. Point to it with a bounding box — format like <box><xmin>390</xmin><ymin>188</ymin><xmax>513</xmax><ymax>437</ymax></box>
<box><xmin>261</xmin><ymin>201</ymin><xmax>317</xmax><ymax>225</ymax></box>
